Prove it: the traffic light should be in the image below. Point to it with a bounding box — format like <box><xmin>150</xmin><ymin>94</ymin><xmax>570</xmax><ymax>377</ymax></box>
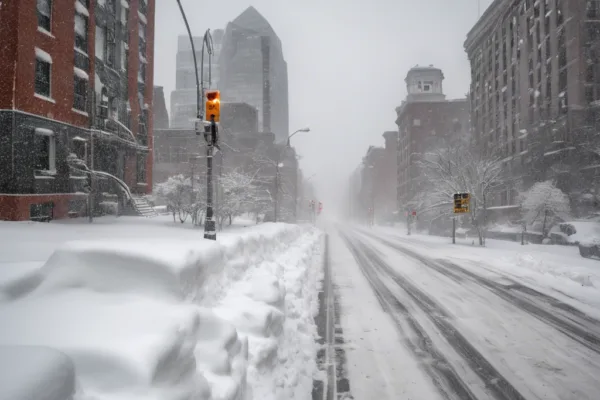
<box><xmin>453</xmin><ymin>193</ymin><xmax>471</xmax><ymax>213</ymax></box>
<box><xmin>205</xmin><ymin>90</ymin><xmax>220</xmax><ymax>122</ymax></box>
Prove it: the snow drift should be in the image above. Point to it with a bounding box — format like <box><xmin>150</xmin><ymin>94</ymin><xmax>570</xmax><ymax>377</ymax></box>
<box><xmin>0</xmin><ymin>222</ymin><xmax>322</xmax><ymax>400</ymax></box>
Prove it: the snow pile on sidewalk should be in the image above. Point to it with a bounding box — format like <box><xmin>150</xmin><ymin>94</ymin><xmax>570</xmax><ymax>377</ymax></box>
<box><xmin>0</xmin><ymin>222</ymin><xmax>322</xmax><ymax>400</ymax></box>
<box><xmin>370</xmin><ymin>225</ymin><xmax>600</xmax><ymax>316</ymax></box>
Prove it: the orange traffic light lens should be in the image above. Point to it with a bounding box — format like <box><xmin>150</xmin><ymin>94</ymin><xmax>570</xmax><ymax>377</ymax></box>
<box><xmin>206</xmin><ymin>92</ymin><xmax>219</xmax><ymax>101</ymax></box>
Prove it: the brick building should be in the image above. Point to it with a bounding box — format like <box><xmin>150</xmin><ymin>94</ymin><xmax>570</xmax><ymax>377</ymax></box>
<box><xmin>465</xmin><ymin>0</ymin><xmax>600</xmax><ymax>204</ymax></box>
<box><xmin>396</xmin><ymin>66</ymin><xmax>470</xmax><ymax>210</ymax></box>
<box><xmin>0</xmin><ymin>0</ymin><xmax>155</xmax><ymax>221</ymax></box>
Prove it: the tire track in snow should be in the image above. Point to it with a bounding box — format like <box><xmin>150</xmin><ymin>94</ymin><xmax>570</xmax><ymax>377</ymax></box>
<box><xmin>364</xmin><ymin>231</ymin><xmax>600</xmax><ymax>355</ymax></box>
<box><xmin>341</xmin><ymin>229</ymin><xmax>529</xmax><ymax>400</ymax></box>
<box><xmin>339</xmin><ymin>230</ymin><xmax>484</xmax><ymax>400</ymax></box>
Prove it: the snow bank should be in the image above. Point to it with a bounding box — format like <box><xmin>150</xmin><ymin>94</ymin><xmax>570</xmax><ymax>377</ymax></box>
<box><xmin>0</xmin><ymin>346</ymin><xmax>76</xmax><ymax>400</ymax></box>
<box><xmin>0</xmin><ymin>221</ymin><xmax>322</xmax><ymax>400</ymax></box>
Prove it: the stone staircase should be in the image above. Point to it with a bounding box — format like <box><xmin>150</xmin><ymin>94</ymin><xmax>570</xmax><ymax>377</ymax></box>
<box><xmin>131</xmin><ymin>195</ymin><xmax>159</xmax><ymax>217</ymax></box>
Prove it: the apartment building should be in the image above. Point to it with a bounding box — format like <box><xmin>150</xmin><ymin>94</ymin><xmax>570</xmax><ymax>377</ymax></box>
<box><xmin>465</xmin><ymin>0</ymin><xmax>600</xmax><ymax>200</ymax></box>
<box><xmin>0</xmin><ymin>0</ymin><xmax>155</xmax><ymax>221</ymax></box>
<box><xmin>395</xmin><ymin>66</ymin><xmax>470</xmax><ymax>209</ymax></box>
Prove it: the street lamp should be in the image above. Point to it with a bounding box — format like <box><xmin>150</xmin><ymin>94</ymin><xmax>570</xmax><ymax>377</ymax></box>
<box><xmin>175</xmin><ymin>1</ymin><xmax>218</xmax><ymax>240</ymax></box>
<box><xmin>281</xmin><ymin>127</ymin><xmax>310</xmax><ymax>222</ymax></box>
<box><xmin>286</xmin><ymin>127</ymin><xmax>310</xmax><ymax>147</ymax></box>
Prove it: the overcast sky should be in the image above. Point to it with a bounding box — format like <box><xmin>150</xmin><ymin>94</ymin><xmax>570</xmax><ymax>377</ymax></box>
<box><xmin>155</xmin><ymin>0</ymin><xmax>494</xmax><ymax>213</ymax></box>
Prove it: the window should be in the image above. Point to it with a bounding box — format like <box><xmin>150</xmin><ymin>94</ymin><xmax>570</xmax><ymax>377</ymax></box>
<box><xmin>30</xmin><ymin>202</ymin><xmax>54</xmax><ymax>222</ymax></box>
<box><xmin>556</xmin><ymin>0</ymin><xmax>564</xmax><ymax>25</ymax></box>
<box><xmin>423</xmin><ymin>81</ymin><xmax>433</xmax><ymax>92</ymax></box>
<box><xmin>35</xmin><ymin>57</ymin><xmax>51</xmax><ymax>97</ymax></box>
<box><xmin>37</xmin><ymin>0</ymin><xmax>51</xmax><ymax>31</ymax></box>
<box><xmin>139</xmin><ymin>0</ymin><xmax>147</xmax><ymax>15</ymax></box>
<box><xmin>73</xmin><ymin>75</ymin><xmax>87</xmax><ymax>111</ymax></box>
<box><xmin>136</xmin><ymin>154</ymin><xmax>146</xmax><ymax>182</ymax></box>
<box><xmin>34</xmin><ymin>128</ymin><xmax>56</xmax><ymax>172</ymax></box>
<box><xmin>108</xmin><ymin>97</ymin><xmax>118</xmax><ymax>120</ymax></box>
<box><xmin>121</xmin><ymin>6</ymin><xmax>129</xmax><ymax>43</ymax></box>
<box><xmin>95</xmin><ymin>25</ymin><xmax>106</xmax><ymax>60</ymax></box>
<box><xmin>138</xmin><ymin>63</ymin><xmax>146</xmax><ymax>83</ymax></box>
<box><xmin>586</xmin><ymin>86</ymin><xmax>594</xmax><ymax>104</ymax></box>
<box><xmin>99</xmin><ymin>88</ymin><xmax>108</xmax><ymax>118</ymax></box>
<box><xmin>106</xmin><ymin>0</ymin><xmax>115</xmax><ymax>13</ymax></box>
<box><xmin>121</xmin><ymin>42</ymin><xmax>128</xmax><ymax>72</ymax></box>
<box><xmin>75</xmin><ymin>14</ymin><xmax>88</xmax><ymax>51</ymax></box>
<box><xmin>138</xmin><ymin>23</ymin><xmax>146</xmax><ymax>41</ymax></box>
<box><xmin>106</xmin><ymin>27</ymin><xmax>116</xmax><ymax>66</ymax></box>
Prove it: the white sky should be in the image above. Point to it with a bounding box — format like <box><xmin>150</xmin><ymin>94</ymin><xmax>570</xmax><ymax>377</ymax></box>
<box><xmin>155</xmin><ymin>0</ymin><xmax>494</xmax><ymax>214</ymax></box>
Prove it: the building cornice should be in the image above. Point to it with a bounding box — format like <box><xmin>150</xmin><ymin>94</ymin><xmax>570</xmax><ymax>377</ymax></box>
<box><xmin>464</xmin><ymin>0</ymin><xmax>517</xmax><ymax>55</ymax></box>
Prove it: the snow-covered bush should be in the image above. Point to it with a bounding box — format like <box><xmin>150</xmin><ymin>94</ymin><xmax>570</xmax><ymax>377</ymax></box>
<box><xmin>519</xmin><ymin>180</ymin><xmax>571</xmax><ymax>236</ymax></box>
<box><xmin>154</xmin><ymin>175</ymin><xmax>193</xmax><ymax>223</ymax></box>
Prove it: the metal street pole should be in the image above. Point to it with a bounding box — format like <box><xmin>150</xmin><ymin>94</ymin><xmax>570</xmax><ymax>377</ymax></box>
<box><xmin>274</xmin><ymin>154</ymin><xmax>280</xmax><ymax>222</ymax></box>
<box><xmin>176</xmin><ymin>1</ymin><xmax>217</xmax><ymax>240</ymax></box>
<box><xmin>284</xmin><ymin>127</ymin><xmax>309</xmax><ymax>223</ymax></box>
<box><xmin>175</xmin><ymin>0</ymin><xmax>201</xmax><ymax>124</ymax></box>
<box><xmin>293</xmin><ymin>167</ymin><xmax>298</xmax><ymax>222</ymax></box>
<box><xmin>204</xmin><ymin>117</ymin><xmax>216</xmax><ymax>239</ymax></box>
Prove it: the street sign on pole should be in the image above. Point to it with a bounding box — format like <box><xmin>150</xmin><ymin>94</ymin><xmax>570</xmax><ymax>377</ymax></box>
<box><xmin>453</xmin><ymin>193</ymin><xmax>470</xmax><ymax>213</ymax></box>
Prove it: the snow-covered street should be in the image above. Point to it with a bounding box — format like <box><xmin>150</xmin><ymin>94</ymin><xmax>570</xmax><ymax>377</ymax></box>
<box><xmin>330</xmin><ymin>224</ymin><xmax>600</xmax><ymax>400</ymax></box>
<box><xmin>0</xmin><ymin>217</ymin><xmax>323</xmax><ymax>400</ymax></box>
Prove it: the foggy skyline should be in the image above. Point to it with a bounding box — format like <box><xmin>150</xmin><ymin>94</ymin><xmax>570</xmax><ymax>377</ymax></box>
<box><xmin>155</xmin><ymin>0</ymin><xmax>493</xmax><ymax>213</ymax></box>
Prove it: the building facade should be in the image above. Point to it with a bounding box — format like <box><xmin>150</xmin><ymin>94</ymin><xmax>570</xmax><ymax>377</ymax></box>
<box><xmin>153</xmin><ymin>85</ymin><xmax>169</xmax><ymax>129</ymax></box>
<box><xmin>0</xmin><ymin>0</ymin><xmax>155</xmax><ymax>221</ymax></box>
<box><xmin>170</xmin><ymin>30</ymin><xmax>224</xmax><ymax>129</ymax></box>
<box><xmin>465</xmin><ymin>0</ymin><xmax>600</xmax><ymax>204</ymax></box>
<box><xmin>396</xmin><ymin>66</ymin><xmax>470</xmax><ymax>210</ymax></box>
<box><xmin>219</xmin><ymin>6</ymin><xmax>289</xmax><ymax>142</ymax></box>
<box><xmin>153</xmin><ymin>102</ymin><xmax>259</xmax><ymax>185</ymax></box>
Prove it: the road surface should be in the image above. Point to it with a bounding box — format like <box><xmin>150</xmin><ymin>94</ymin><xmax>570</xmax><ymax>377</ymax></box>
<box><xmin>330</xmin><ymin>225</ymin><xmax>600</xmax><ymax>400</ymax></box>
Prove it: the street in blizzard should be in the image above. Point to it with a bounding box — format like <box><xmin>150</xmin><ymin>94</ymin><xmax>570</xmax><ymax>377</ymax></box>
<box><xmin>1</xmin><ymin>0</ymin><xmax>600</xmax><ymax>399</ymax></box>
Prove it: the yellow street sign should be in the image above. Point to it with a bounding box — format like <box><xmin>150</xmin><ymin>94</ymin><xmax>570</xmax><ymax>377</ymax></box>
<box><xmin>453</xmin><ymin>193</ymin><xmax>470</xmax><ymax>213</ymax></box>
<box><xmin>205</xmin><ymin>90</ymin><xmax>220</xmax><ymax>122</ymax></box>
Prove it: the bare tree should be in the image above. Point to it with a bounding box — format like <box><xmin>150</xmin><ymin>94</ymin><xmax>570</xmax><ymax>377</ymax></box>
<box><xmin>418</xmin><ymin>146</ymin><xmax>508</xmax><ymax>245</ymax></box>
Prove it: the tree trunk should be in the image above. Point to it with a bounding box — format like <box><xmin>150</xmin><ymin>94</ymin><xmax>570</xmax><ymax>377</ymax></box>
<box><xmin>542</xmin><ymin>209</ymin><xmax>548</xmax><ymax>237</ymax></box>
<box><xmin>172</xmin><ymin>212</ymin><xmax>176</xmax><ymax>222</ymax></box>
<box><xmin>228</xmin><ymin>214</ymin><xmax>232</xmax><ymax>225</ymax></box>
<box><xmin>481</xmin><ymin>195</ymin><xmax>487</xmax><ymax>246</ymax></box>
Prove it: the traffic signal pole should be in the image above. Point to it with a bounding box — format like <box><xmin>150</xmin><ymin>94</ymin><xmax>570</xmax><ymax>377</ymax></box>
<box><xmin>204</xmin><ymin>117</ymin><xmax>217</xmax><ymax>240</ymax></box>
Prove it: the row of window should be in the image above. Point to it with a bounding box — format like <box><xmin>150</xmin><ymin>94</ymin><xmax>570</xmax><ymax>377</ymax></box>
<box><xmin>32</xmin><ymin>124</ymin><xmax>147</xmax><ymax>185</ymax></box>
